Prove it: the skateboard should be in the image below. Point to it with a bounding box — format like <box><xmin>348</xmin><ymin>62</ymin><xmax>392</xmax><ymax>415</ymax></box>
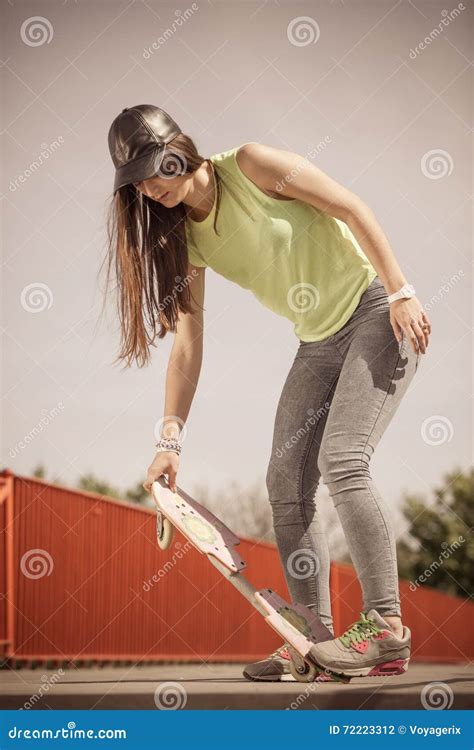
<box><xmin>151</xmin><ymin>476</ymin><xmax>348</xmax><ymax>683</ymax></box>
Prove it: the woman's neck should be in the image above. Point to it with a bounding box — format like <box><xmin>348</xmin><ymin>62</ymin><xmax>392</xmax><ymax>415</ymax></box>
<box><xmin>184</xmin><ymin>160</ymin><xmax>216</xmax><ymax>222</ymax></box>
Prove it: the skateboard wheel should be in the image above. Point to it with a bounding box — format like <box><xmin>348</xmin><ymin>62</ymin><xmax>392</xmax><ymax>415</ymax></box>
<box><xmin>289</xmin><ymin>656</ymin><xmax>319</xmax><ymax>683</ymax></box>
<box><xmin>156</xmin><ymin>511</ymin><xmax>175</xmax><ymax>550</ymax></box>
<box><xmin>290</xmin><ymin>660</ymin><xmax>319</xmax><ymax>682</ymax></box>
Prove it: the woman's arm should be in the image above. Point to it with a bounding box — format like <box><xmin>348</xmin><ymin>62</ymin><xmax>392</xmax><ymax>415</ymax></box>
<box><xmin>143</xmin><ymin>263</ymin><xmax>205</xmax><ymax>492</ymax></box>
<box><xmin>236</xmin><ymin>143</ymin><xmax>431</xmax><ymax>354</ymax></box>
<box><xmin>163</xmin><ymin>265</ymin><xmax>205</xmax><ymax>436</ymax></box>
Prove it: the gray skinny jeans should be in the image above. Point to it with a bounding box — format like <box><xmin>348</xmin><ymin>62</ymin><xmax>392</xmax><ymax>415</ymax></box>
<box><xmin>266</xmin><ymin>276</ymin><xmax>419</xmax><ymax>633</ymax></box>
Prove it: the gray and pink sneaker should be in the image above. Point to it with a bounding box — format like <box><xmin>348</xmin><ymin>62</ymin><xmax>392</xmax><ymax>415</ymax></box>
<box><xmin>309</xmin><ymin>610</ymin><xmax>411</xmax><ymax>679</ymax></box>
<box><xmin>243</xmin><ymin>644</ymin><xmax>336</xmax><ymax>682</ymax></box>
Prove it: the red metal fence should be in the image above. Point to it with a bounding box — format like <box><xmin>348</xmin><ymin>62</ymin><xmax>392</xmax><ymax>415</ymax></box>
<box><xmin>1</xmin><ymin>469</ymin><xmax>472</xmax><ymax>665</ymax></box>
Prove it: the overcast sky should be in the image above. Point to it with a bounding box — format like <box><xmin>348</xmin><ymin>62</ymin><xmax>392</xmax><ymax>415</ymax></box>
<box><xmin>1</xmin><ymin>0</ymin><xmax>472</xmax><ymax>529</ymax></box>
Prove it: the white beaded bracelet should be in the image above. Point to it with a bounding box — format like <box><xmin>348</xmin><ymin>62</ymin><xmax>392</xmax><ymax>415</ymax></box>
<box><xmin>155</xmin><ymin>437</ymin><xmax>182</xmax><ymax>455</ymax></box>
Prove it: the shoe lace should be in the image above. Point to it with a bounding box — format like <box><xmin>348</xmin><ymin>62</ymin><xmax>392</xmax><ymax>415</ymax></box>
<box><xmin>271</xmin><ymin>644</ymin><xmax>290</xmax><ymax>659</ymax></box>
<box><xmin>339</xmin><ymin>613</ymin><xmax>381</xmax><ymax>648</ymax></box>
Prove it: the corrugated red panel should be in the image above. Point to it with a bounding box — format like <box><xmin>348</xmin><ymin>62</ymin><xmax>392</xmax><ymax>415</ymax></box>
<box><xmin>329</xmin><ymin>562</ymin><xmax>473</xmax><ymax>662</ymax></box>
<box><xmin>0</xmin><ymin>483</ymin><xmax>7</xmax><ymax>656</ymax></box>
<box><xmin>1</xmin><ymin>470</ymin><xmax>472</xmax><ymax>664</ymax></box>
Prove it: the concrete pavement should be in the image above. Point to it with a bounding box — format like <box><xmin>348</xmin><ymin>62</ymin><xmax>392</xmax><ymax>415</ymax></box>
<box><xmin>0</xmin><ymin>663</ymin><xmax>472</xmax><ymax>710</ymax></box>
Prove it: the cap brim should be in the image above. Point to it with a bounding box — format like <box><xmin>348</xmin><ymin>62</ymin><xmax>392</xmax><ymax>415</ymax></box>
<box><xmin>113</xmin><ymin>145</ymin><xmax>166</xmax><ymax>193</ymax></box>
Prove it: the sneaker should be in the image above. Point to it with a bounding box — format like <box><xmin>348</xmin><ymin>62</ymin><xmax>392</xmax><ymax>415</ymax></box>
<box><xmin>243</xmin><ymin>644</ymin><xmax>338</xmax><ymax>682</ymax></box>
<box><xmin>243</xmin><ymin>645</ymin><xmax>295</xmax><ymax>682</ymax></box>
<box><xmin>309</xmin><ymin>610</ymin><xmax>411</xmax><ymax>679</ymax></box>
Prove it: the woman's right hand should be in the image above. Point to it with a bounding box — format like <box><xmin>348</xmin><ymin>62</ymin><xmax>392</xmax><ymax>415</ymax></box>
<box><xmin>143</xmin><ymin>451</ymin><xmax>179</xmax><ymax>494</ymax></box>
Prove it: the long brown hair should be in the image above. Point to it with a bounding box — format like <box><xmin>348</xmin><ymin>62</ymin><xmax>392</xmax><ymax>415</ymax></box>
<box><xmin>101</xmin><ymin>133</ymin><xmax>222</xmax><ymax>369</ymax></box>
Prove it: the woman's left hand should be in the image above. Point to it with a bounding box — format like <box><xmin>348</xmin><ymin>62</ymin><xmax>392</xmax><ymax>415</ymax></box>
<box><xmin>390</xmin><ymin>297</ymin><xmax>431</xmax><ymax>354</ymax></box>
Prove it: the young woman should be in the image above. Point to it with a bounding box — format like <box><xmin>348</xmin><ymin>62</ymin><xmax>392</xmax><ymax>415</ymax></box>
<box><xmin>106</xmin><ymin>104</ymin><xmax>431</xmax><ymax>682</ymax></box>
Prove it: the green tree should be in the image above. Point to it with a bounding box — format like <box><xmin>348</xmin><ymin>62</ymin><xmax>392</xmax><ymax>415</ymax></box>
<box><xmin>32</xmin><ymin>463</ymin><xmax>47</xmax><ymax>479</ymax></box>
<box><xmin>76</xmin><ymin>472</ymin><xmax>121</xmax><ymax>499</ymax></box>
<box><xmin>77</xmin><ymin>473</ymin><xmax>151</xmax><ymax>506</ymax></box>
<box><xmin>124</xmin><ymin>480</ymin><xmax>150</xmax><ymax>505</ymax></box>
<box><xmin>31</xmin><ymin>464</ymin><xmax>64</xmax><ymax>486</ymax></box>
<box><xmin>29</xmin><ymin>466</ymin><xmax>151</xmax><ymax>505</ymax></box>
<box><xmin>397</xmin><ymin>467</ymin><xmax>473</xmax><ymax>598</ymax></box>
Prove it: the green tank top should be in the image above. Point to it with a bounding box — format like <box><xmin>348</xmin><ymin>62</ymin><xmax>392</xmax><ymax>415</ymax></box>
<box><xmin>185</xmin><ymin>143</ymin><xmax>377</xmax><ymax>342</ymax></box>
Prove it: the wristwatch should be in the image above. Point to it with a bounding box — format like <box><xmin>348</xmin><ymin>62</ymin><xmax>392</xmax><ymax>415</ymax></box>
<box><xmin>388</xmin><ymin>283</ymin><xmax>416</xmax><ymax>304</ymax></box>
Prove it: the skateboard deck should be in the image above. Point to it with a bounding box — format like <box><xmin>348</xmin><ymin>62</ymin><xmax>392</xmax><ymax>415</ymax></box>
<box><xmin>152</xmin><ymin>477</ymin><xmax>345</xmax><ymax>682</ymax></box>
<box><xmin>255</xmin><ymin>588</ymin><xmax>333</xmax><ymax>659</ymax></box>
<box><xmin>152</xmin><ymin>478</ymin><xmax>246</xmax><ymax>573</ymax></box>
